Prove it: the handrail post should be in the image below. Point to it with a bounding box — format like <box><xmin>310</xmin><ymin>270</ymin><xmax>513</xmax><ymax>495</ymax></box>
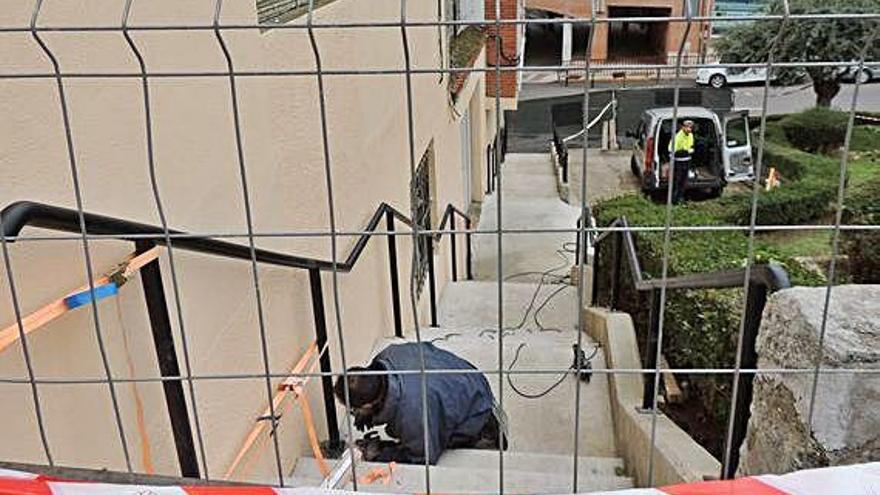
<box><xmin>308</xmin><ymin>268</ymin><xmax>341</xmax><ymax>448</ymax></box>
<box><xmin>450</xmin><ymin>214</ymin><xmax>458</xmax><ymax>282</ymax></box>
<box><xmin>562</xmin><ymin>147</ymin><xmax>568</xmax><ymax>183</ymax></box>
<box><xmin>385</xmin><ymin>210</ymin><xmax>403</xmax><ymax>338</ymax></box>
<box><xmin>465</xmin><ymin>216</ymin><xmax>473</xmax><ymax>280</ymax></box>
<box><xmin>427</xmin><ymin>235</ymin><xmax>438</xmax><ymax>327</ymax></box>
<box><xmin>590</xmin><ymin>234</ymin><xmax>601</xmax><ymax>307</ymax></box>
<box><xmin>134</xmin><ymin>240</ymin><xmax>200</xmax><ymax>478</ymax></box>
<box><xmin>486</xmin><ymin>146</ymin><xmax>493</xmax><ymax>194</ymax></box>
<box><xmin>575</xmin><ymin>218</ymin><xmax>582</xmax><ymax>266</ymax></box>
<box><xmin>724</xmin><ymin>280</ymin><xmax>769</xmax><ymax>478</ymax></box>
<box><xmin>610</xmin><ymin>230</ymin><xmax>623</xmax><ymax>311</ymax></box>
<box><xmin>642</xmin><ymin>288</ymin><xmax>662</xmax><ymax>410</ymax></box>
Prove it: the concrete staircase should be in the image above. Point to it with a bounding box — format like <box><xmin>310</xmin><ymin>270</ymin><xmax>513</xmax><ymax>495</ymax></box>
<box><xmin>292</xmin><ymin>450</ymin><xmax>631</xmax><ymax>493</ymax></box>
<box><xmin>291</xmin><ymin>153</ymin><xmax>630</xmax><ymax>492</ymax></box>
<box><xmin>290</xmin><ymin>280</ymin><xmax>633</xmax><ymax>492</ymax></box>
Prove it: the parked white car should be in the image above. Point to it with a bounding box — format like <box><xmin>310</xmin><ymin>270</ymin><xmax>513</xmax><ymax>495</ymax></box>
<box><xmin>838</xmin><ymin>65</ymin><xmax>877</xmax><ymax>84</ymax></box>
<box><xmin>696</xmin><ymin>66</ymin><xmax>772</xmax><ymax>89</ymax></box>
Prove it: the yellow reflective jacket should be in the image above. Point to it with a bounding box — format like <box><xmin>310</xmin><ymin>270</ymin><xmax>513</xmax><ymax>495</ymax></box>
<box><xmin>672</xmin><ymin>129</ymin><xmax>694</xmax><ymax>153</ymax></box>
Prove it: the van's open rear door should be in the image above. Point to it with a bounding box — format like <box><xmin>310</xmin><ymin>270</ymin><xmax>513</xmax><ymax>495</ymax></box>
<box><xmin>722</xmin><ymin>111</ymin><xmax>754</xmax><ymax>182</ymax></box>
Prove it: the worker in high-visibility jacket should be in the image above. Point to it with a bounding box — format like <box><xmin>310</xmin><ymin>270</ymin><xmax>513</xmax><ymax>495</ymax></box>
<box><xmin>670</xmin><ymin>119</ymin><xmax>695</xmax><ymax>204</ymax></box>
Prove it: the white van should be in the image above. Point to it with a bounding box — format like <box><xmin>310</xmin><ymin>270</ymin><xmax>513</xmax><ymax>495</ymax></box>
<box><xmin>627</xmin><ymin>107</ymin><xmax>754</xmax><ymax>200</ymax></box>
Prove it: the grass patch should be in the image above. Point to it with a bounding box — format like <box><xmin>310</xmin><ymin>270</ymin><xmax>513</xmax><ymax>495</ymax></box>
<box><xmin>449</xmin><ymin>26</ymin><xmax>486</xmax><ymax>70</ymax></box>
<box><xmin>448</xmin><ymin>27</ymin><xmax>486</xmax><ymax>97</ymax></box>
<box><xmin>757</xmin><ymin>229</ymin><xmax>832</xmax><ymax>259</ymax></box>
<box><xmin>850</xmin><ymin>125</ymin><xmax>880</xmax><ymax>152</ymax></box>
<box><xmin>591</xmin><ymin>108</ymin><xmax>865</xmax><ymax>460</ymax></box>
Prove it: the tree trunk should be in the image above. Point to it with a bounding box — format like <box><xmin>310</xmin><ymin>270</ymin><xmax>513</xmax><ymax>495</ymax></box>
<box><xmin>813</xmin><ymin>78</ymin><xmax>841</xmax><ymax>107</ymax></box>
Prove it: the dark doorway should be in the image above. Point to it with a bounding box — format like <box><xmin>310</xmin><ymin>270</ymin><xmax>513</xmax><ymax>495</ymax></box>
<box><xmin>524</xmin><ymin>9</ymin><xmax>561</xmax><ymax>66</ymax></box>
<box><xmin>524</xmin><ymin>9</ymin><xmax>592</xmax><ymax>66</ymax></box>
<box><xmin>607</xmin><ymin>6</ymin><xmax>670</xmax><ymax>63</ymax></box>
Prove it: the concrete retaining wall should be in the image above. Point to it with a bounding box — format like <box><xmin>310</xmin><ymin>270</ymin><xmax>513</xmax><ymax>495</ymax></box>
<box><xmin>584</xmin><ymin>308</ymin><xmax>720</xmax><ymax>486</ymax></box>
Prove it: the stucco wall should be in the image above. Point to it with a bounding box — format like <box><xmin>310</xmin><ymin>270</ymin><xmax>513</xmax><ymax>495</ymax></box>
<box><xmin>0</xmin><ymin>0</ymin><xmax>492</xmax><ymax>484</ymax></box>
<box><xmin>584</xmin><ymin>307</ymin><xmax>720</xmax><ymax>486</ymax></box>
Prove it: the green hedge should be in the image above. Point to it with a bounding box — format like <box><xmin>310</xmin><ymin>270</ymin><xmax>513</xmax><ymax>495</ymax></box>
<box><xmin>780</xmin><ymin>107</ymin><xmax>849</xmax><ymax>154</ymax></box>
<box><xmin>714</xmin><ymin>143</ymin><xmax>839</xmax><ymax>226</ymax></box>
<box><xmin>592</xmin><ymin>125</ymin><xmax>840</xmax><ymax>456</ymax></box>
<box><xmin>841</xmin><ymin>177</ymin><xmax>880</xmax><ymax>283</ymax></box>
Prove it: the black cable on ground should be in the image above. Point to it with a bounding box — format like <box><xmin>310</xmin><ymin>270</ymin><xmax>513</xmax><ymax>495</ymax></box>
<box><xmin>506</xmin><ymin>342</ymin><xmax>601</xmax><ymax>400</ymax></box>
<box><xmin>506</xmin><ymin>342</ymin><xmax>569</xmax><ymax>399</ymax></box>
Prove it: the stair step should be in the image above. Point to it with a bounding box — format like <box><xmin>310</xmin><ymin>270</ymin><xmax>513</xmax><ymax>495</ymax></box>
<box><xmin>438</xmin><ymin>281</ymin><xmax>580</xmax><ymax>335</ymax></box>
<box><xmin>291</xmin><ymin>457</ymin><xmax>634</xmax><ymax>493</ymax></box>
<box><xmin>368</xmin><ymin>330</ymin><xmax>617</xmax><ymax>458</ymax></box>
<box><xmin>438</xmin><ymin>449</ymin><xmax>624</xmax><ymax>478</ymax></box>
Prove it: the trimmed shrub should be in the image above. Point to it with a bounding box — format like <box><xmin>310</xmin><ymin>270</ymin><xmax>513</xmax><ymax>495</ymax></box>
<box><xmin>592</xmin><ymin>141</ymin><xmax>832</xmax><ymax>458</ymax></box>
<box><xmin>841</xmin><ymin>177</ymin><xmax>880</xmax><ymax>283</ymax></box>
<box><xmin>780</xmin><ymin>107</ymin><xmax>849</xmax><ymax>154</ymax></box>
<box><xmin>716</xmin><ymin>143</ymin><xmax>839</xmax><ymax>226</ymax></box>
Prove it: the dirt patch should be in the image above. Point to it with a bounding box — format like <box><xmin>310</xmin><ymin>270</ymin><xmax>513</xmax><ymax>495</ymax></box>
<box><xmin>566</xmin><ymin>149</ymin><xmax>640</xmax><ymax>204</ymax></box>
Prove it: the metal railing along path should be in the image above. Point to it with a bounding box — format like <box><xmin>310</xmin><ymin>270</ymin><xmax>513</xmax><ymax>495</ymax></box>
<box><xmin>0</xmin><ymin>0</ymin><xmax>878</xmax><ymax>492</ymax></box>
<box><xmin>0</xmin><ymin>199</ymin><xmax>473</xmax><ymax>481</ymax></box>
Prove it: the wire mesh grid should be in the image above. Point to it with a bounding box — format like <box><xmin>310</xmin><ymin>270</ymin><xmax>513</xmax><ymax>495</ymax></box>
<box><xmin>0</xmin><ymin>0</ymin><xmax>879</xmax><ymax>492</ymax></box>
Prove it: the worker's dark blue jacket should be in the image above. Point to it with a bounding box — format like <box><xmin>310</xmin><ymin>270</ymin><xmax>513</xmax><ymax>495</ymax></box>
<box><xmin>368</xmin><ymin>342</ymin><xmax>494</xmax><ymax>464</ymax></box>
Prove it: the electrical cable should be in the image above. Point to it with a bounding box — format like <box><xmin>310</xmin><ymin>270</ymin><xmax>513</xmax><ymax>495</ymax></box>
<box><xmin>426</xmin><ymin>239</ymin><xmax>599</xmax><ymax>399</ymax></box>
<box><xmin>477</xmin><ymin>246</ymin><xmax>573</xmax><ymax>339</ymax></box>
<box><xmin>506</xmin><ymin>343</ymin><xmax>568</xmax><ymax>399</ymax></box>
<box><xmin>505</xmin><ymin>342</ymin><xmax>601</xmax><ymax>399</ymax></box>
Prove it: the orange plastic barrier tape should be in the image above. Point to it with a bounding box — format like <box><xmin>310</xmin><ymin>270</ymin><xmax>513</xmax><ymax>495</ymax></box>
<box><xmin>663</xmin><ymin>477</ymin><xmax>790</xmax><ymax>495</ymax></box>
<box><xmin>359</xmin><ymin>462</ymin><xmax>396</xmax><ymax>485</ymax></box>
<box><xmin>0</xmin><ymin>247</ymin><xmax>160</xmax><ymax>354</ymax></box>
<box><xmin>224</xmin><ymin>342</ymin><xmax>320</xmax><ymax>480</ymax></box>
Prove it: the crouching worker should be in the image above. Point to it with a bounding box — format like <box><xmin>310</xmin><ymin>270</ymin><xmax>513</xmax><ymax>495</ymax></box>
<box><xmin>334</xmin><ymin>342</ymin><xmax>506</xmax><ymax>465</ymax></box>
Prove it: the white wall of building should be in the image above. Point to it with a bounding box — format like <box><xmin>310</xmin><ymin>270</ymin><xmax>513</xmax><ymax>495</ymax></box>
<box><xmin>0</xmin><ymin>0</ymin><xmax>492</xmax><ymax>483</ymax></box>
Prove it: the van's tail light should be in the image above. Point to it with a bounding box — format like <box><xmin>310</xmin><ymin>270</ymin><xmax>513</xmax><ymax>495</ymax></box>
<box><xmin>645</xmin><ymin>137</ymin><xmax>654</xmax><ymax>172</ymax></box>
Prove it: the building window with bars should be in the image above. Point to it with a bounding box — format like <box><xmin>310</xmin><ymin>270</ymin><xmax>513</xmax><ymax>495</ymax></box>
<box><xmin>411</xmin><ymin>145</ymin><xmax>434</xmax><ymax>296</ymax></box>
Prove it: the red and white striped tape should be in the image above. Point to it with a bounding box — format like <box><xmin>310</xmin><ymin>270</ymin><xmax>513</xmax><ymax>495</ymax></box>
<box><xmin>2</xmin><ymin>463</ymin><xmax>879</xmax><ymax>495</ymax></box>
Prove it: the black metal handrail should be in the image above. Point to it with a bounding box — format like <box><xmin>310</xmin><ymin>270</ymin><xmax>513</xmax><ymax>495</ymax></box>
<box><xmin>584</xmin><ymin>215</ymin><xmax>790</xmax><ymax>479</ymax></box>
<box><xmin>1</xmin><ymin>200</ymin><xmax>413</xmax><ymax>272</ymax></box>
<box><xmin>1</xmin><ymin>199</ymin><xmax>473</xmax><ymax>477</ymax></box>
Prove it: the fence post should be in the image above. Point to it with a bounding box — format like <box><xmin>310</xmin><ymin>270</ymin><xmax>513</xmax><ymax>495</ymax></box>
<box><xmin>385</xmin><ymin>210</ymin><xmax>403</xmax><ymax>338</ymax></box>
<box><xmin>642</xmin><ymin>289</ymin><xmax>662</xmax><ymax>411</ymax></box>
<box><xmin>308</xmin><ymin>268</ymin><xmax>341</xmax><ymax>448</ymax></box>
<box><xmin>465</xmin><ymin>216</ymin><xmax>473</xmax><ymax>280</ymax></box>
<box><xmin>724</xmin><ymin>280</ymin><xmax>769</xmax><ymax>478</ymax></box>
<box><xmin>450</xmin><ymin>214</ymin><xmax>458</xmax><ymax>282</ymax></box>
<box><xmin>427</xmin><ymin>235</ymin><xmax>438</xmax><ymax>327</ymax></box>
<box><xmin>134</xmin><ymin>240</ymin><xmax>200</xmax><ymax>478</ymax></box>
<box><xmin>610</xmin><ymin>231</ymin><xmax>623</xmax><ymax>310</ymax></box>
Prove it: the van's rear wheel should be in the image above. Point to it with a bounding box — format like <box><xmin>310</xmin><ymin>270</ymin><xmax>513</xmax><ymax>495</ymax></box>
<box><xmin>706</xmin><ymin>186</ymin><xmax>723</xmax><ymax>199</ymax></box>
<box><xmin>710</xmin><ymin>74</ymin><xmax>727</xmax><ymax>89</ymax></box>
<box><xmin>630</xmin><ymin>157</ymin><xmax>640</xmax><ymax>176</ymax></box>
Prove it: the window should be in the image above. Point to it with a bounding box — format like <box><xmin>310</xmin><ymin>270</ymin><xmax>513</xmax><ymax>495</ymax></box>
<box><xmin>726</xmin><ymin>117</ymin><xmax>748</xmax><ymax>147</ymax></box>
<box><xmin>411</xmin><ymin>146</ymin><xmax>434</xmax><ymax>296</ymax></box>
<box><xmin>256</xmin><ymin>0</ymin><xmax>337</xmax><ymax>25</ymax></box>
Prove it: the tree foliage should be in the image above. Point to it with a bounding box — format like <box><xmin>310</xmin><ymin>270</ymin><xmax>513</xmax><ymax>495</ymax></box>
<box><xmin>715</xmin><ymin>0</ymin><xmax>880</xmax><ymax>107</ymax></box>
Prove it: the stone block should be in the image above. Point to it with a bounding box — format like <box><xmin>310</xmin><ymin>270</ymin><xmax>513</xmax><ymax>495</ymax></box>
<box><xmin>739</xmin><ymin>285</ymin><xmax>880</xmax><ymax>475</ymax></box>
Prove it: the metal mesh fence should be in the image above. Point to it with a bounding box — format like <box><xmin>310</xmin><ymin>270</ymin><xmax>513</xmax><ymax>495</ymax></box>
<box><xmin>1</xmin><ymin>0</ymin><xmax>879</xmax><ymax>492</ymax></box>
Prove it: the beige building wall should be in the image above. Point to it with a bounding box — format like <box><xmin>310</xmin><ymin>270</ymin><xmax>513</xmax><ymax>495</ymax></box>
<box><xmin>0</xmin><ymin>0</ymin><xmax>495</xmax><ymax>484</ymax></box>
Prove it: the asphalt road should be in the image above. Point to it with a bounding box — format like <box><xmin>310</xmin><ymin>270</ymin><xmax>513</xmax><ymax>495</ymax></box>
<box><xmin>732</xmin><ymin>82</ymin><xmax>880</xmax><ymax>115</ymax></box>
<box><xmin>521</xmin><ymin>80</ymin><xmax>880</xmax><ymax>115</ymax></box>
